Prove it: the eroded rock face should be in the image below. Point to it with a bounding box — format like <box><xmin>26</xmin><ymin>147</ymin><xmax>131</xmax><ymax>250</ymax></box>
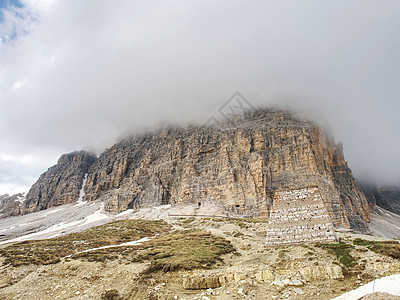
<box><xmin>5</xmin><ymin>109</ymin><xmax>370</xmax><ymax>229</ymax></box>
<box><xmin>81</xmin><ymin>109</ymin><xmax>369</xmax><ymax>230</ymax></box>
<box><xmin>0</xmin><ymin>193</ymin><xmax>25</xmax><ymax>219</ymax></box>
<box><xmin>22</xmin><ymin>151</ymin><xmax>97</xmax><ymax>214</ymax></box>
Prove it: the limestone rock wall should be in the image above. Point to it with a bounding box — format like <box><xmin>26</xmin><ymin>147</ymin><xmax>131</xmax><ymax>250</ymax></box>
<box><xmin>82</xmin><ymin>109</ymin><xmax>369</xmax><ymax>230</ymax></box>
<box><xmin>22</xmin><ymin>151</ymin><xmax>97</xmax><ymax>214</ymax></box>
<box><xmin>266</xmin><ymin>187</ymin><xmax>337</xmax><ymax>245</ymax></box>
<box><xmin>5</xmin><ymin>109</ymin><xmax>371</xmax><ymax>230</ymax></box>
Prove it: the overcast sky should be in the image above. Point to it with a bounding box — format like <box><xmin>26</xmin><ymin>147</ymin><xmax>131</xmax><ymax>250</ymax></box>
<box><xmin>0</xmin><ymin>0</ymin><xmax>399</xmax><ymax>195</ymax></box>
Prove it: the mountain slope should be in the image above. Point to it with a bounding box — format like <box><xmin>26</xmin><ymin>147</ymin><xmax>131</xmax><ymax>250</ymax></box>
<box><xmin>5</xmin><ymin>109</ymin><xmax>370</xmax><ymax>231</ymax></box>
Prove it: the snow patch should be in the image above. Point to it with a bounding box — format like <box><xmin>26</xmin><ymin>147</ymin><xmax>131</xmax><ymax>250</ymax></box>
<box><xmin>62</xmin><ymin>236</ymin><xmax>153</xmax><ymax>259</ymax></box>
<box><xmin>0</xmin><ymin>225</ymin><xmax>15</xmax><ymax>233</ymax></box>
<box><xmin>116</xmin><ymin>209</ymin><xmax>135</xmax><ymax>217</ymax></box>
<box><xmin>43</xmin><ymin>208</ymin><xmax>63</xmax><ymax>215</ymax></box>
<box><xmin>120</xmin><ymin>236</ymin><xmax>152</xmax><ymax>246</ymax></box>
<box><xmin>154</xmin><ymin>204</ymin><xmax>172</xmax><ymax>210</ymax></box>
<box><xmin>332</xmin><ymin>274</ymin><xmax>400</xmax><ymax>300</ymax></box>
<box><xmin>15</xmin><ymin>194</ymin><xmax>26</xmax><ymax>203</ymax></box>
<box><xmin>40</xmin><ymin>220</ymin><xmax>83</xmax><ymax>234</ymax></box>
<box><xmin>82</xmin><ymin>203</ymin><xmax>108</xmax><ymax>225</ymax></box>
<box><xmin>0</xmin><ymin>203</ymin><xmax>110</xmax><ymax>244</ymax></box>
<box><xmin>0</xmin><ymin>220</ymin><xmax>82</xmax><ymax>245</ymax></box>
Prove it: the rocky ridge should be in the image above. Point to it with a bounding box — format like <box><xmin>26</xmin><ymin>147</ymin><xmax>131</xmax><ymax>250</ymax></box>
<box><xmin>23</xmin><ymin>151</ymin><xmax>97</xmax><ymax>213</ymax></box>
<box><xmin>8</xmin><ymin>109</ymin><xmax>370</xmax><ymax>232</ymax></box>
<box><xmin>82</xmin><ymin>109</ymin><xmax>370</xmax><ymax>230</ymax></box>
<box><xmin>0</xmin><ymin>193</ymin><xmax>25</xmax><ymax>219</ymax></box>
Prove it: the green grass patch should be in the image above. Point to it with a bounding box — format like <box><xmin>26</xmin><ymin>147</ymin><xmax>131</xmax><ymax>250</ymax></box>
<box><xmin>0</xmin><ymin>219</ymin><xmax>171</xmax><ymax>266</ymax></box>
<box><xmin>316</xmin><ymin>242</ymin><xmax>357</xmax><ymax>268</ymax></box>
<box><xmin>353</xmin><ymin>238</ymin><xmax>374</xmax><ymax>246</ymax></box>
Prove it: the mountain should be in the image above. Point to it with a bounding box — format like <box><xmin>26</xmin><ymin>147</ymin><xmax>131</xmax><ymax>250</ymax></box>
<box><xmin>2</xmin><ymin>108</ymin><xmax>400</xmax><ymax>299</ymax></box>
<box><xmin>6</xmin><ymin>109</ymin><xmax>371</xmax><ymax>232</ymax></box>
<box><xmin>23</xmin><ymin>151</ymin><xmax>97</xmax><ymax>213</ymax></box>
<box><xmin>0</xmin><ymin>193</ymin><xmax>25</xmax><ymax>219</ymax></box>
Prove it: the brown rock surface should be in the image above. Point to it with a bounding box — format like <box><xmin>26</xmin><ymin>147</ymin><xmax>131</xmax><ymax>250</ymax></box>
<box><xmin>3</xmin><ymin>109</ymin><xmax>371</xmax><ymax>231</ymax></box>
<box><xmin>83</xmin><ymin>109</ymin><xmax>369</xmax><ymax>230</ymax></box>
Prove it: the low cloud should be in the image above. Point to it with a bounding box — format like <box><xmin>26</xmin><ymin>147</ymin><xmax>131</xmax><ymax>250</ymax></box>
<box><xmin>1</xmin><ymin>0</ymin><xmax>399</xmax><ymax>194</ymax></box>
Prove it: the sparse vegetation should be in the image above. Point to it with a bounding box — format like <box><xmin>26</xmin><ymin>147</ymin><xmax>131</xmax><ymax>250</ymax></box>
<box><xmin>316</xmin><ymin>242</ymin><xmax>357</xmax><ymax>268</ymax></box>
<box><xmin>353</xmin><ymin>238</ymin><xmax>374</xmax><ymax>246</ymax></box>
<box><xmin>179</xmin><ymin>217</ymin><xmax>196</xmax><ymax>224</ymax></box>
<box><xmin>316</xmin><ymin>238</ymin><xmax>400</xmax><ymax>276</ymax></box>
<box><xmin>75</xmin><ymin>230</ymin><xmax>236</xmax><ymax>273</ymax></box>
<box><xmin>0</xmin><ymin>219</ymin><xmax>171</xmax><ymax>266</ymax></box>
<box><xmin>0</xmin><ymin>217</ymin><xmax>399</xmax><ymax>300</ymax></box>
<box><xmin>210</xmin><ymin>217</ymin><xmax>269</xmax><ymax>228</ymax></box>
<box><xmin>0</xmin><ymin>220</ymin><xmax>235</xmax><ymax>274</ymax></box>
<box><xmin>353</xmin><ymin>238</ymin><xmax>400</xmax><ymax>260</ymax></box>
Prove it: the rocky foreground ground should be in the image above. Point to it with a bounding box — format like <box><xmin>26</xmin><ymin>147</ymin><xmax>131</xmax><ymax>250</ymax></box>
<box><xmin>0</xmin><ymin>210</ymin><xmax>399</xmax><ymax>300</ymax></box>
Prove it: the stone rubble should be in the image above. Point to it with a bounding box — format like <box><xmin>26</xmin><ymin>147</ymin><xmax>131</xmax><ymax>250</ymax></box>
<box><xmin>266</xmin><ymin>186</ymin><xmax>337</xmax><ymax>245</ymax></box>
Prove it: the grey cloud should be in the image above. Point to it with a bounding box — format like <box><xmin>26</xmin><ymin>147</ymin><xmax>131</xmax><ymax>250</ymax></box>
<box><xmin>0</xmin><ymin>0</ymin><xmax>399</xmax><ymax>194</ymax></box>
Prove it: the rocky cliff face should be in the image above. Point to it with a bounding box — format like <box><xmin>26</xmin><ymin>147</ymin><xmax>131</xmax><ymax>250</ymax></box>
<box><xmin>22</xmin><ymin>151</ymin><xmax>97</xmax><ymax>214</ymax></box>
<box><xmin>2</xmin><ymin>109</ymin><xmax>371</xmax><ymax>231</ymax></box>
<box><xmin>80</xmin><ymin>109</ymin><xmax>369</xmax><ymax>229</ymax></box>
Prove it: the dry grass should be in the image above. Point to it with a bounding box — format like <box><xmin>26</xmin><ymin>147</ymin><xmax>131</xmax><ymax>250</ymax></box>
<box><xmin>353</xmin><ymin>238</ymin><xmax>400</xmax><ymax>260</ymax></box>
<box><xmin>74</xmin><ymin>230</ymin><xmax>236</xmax><ymax>273</ymax></box>
<box><xmin>0</xmin><ymin>219</ymin><xmax>171</xmax><ymax>266</ymax></box>
<box><xmin>210</xmin><ymin>217</ymin><xmax>269</xmax><ymax>227</ymax></box>
<box><xmin>0</xmin><ymin>220</ymin><xmax>235</xmax><ymax>274</ymax></box>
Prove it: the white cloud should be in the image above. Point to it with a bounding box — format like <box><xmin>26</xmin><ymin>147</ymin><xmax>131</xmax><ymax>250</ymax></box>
<box><xmin>13</xmin><ymin>80</ymin><xmax>24</xmax><ymax>89</ymax></box>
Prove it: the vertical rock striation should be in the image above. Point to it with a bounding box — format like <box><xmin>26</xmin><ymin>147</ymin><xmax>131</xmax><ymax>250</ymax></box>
<box><xmin>81</xmin><ymin>109</ymin><xmax>369</xmax><ymax>230</ymax></box>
